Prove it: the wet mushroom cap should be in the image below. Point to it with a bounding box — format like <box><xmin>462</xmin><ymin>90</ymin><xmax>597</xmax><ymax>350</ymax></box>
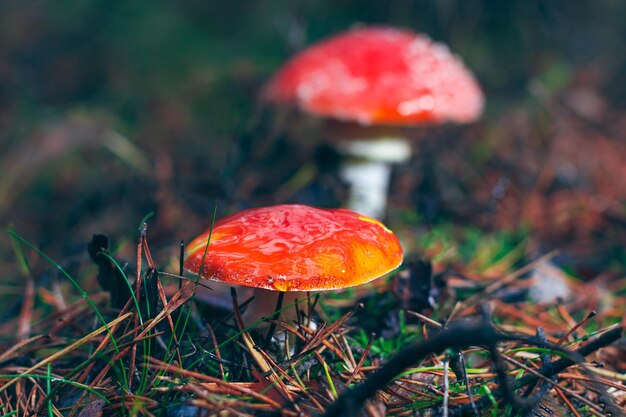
<box><xmin>184</xmin><ymin>204</ymin><xmax>403</xmax><ymax>292</ymax></box>
<box><xmin>263</xmin><ymin>26</ymin><xmax>484</xmax><ymax>126</ymax></box>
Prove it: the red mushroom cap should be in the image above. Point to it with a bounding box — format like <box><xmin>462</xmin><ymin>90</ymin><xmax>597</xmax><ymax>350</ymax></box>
<box><xmin>263</xmin><ymin>26</ymin><xmax>484</xmax><ymax>126</ymax></box>
<box><xmin>184</xmin><ymin>204</ymin><xmax>403</xmax><ymax>292</ymax></box>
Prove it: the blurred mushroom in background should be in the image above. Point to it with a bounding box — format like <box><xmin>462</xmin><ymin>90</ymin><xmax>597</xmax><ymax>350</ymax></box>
<box><xmin>263</xmin><ymin>26</ymin><xmax>484</xmax><ymax>219</ymax></box>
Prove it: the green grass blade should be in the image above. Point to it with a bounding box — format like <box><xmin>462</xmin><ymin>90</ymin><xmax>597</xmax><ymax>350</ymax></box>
<box><xmin>97</xmin><ymin>249</ymin><xmax>143</xmax><ymax>325</ymax></box>
<box><xmin>46</xmin><ymin>363</ymin><xmax>53</xmax><ymax>417</ymax></box>
<box><xmin>6</xmin><ymin>228</ymin><xmax>122</xmax><ymax>355</ymax></box>
<box><xmin>0</xmin><ymin>373</ymin><xmax>111</xmax><ymax>405</ymax></box>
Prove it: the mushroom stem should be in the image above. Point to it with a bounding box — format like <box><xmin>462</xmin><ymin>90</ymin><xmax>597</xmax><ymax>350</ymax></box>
<box><xmin>340</xmin><ymin>159</ymin><xmax>392</xmax><ymax>220</ymax></box>
<box><xmin>242</xmin><ymin>288</ymin><xmax>303</xmax><ymax>334</ymax></box>
<box><xmin>338</xmin><ymin>136</ymin><xmax>412</xmax><ymax>219</ymax></box>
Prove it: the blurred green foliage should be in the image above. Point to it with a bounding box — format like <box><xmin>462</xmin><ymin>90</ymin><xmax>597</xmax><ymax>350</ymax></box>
<box><xmin>0</xmin><ymin>0</ymin><xmax>625</xmax><ymax>258</ymax></box>
<box><xmin>2</xmin><ymin>0</ymin><xmax>625</xmax><ymax>139</ymax></box>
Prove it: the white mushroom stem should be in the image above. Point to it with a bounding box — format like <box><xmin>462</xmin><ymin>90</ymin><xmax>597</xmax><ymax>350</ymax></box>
<box><xmin>242</xmin><ymin>288</ymin><xmax>308</xmax><ymax>333</ymax></box>
<box><xmin>338</xmin><ymin>137</ymin><xmax>412</xmax><ymax>219</ymax></box>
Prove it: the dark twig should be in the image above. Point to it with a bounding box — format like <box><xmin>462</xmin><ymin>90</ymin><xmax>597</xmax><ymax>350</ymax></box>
<box><xmin>522</xmin><ymin>327</ymin><xmax>549</xmax><ymax>398</ymax></box>
<box><xmin>486</xmin><ymin>342</ymin><xmax>536</xmax><ymax>414</ymax></box>
<box><xmin>263</xmin><ymin>291</ymin><xmax>285</xmax><ymax>348</ymax></box>
<box><xmin>409</xmin><ymin>309</ymin><xmax>479</xmax><ymax>416</ymax></box>
<box><xmin>451</xmin><ymin>323</ymin><xmax>624</xmax><ymax>416</ymax></box>
<box><xmin>322</xmin><ymin>318</ymin><xmax>506</xmax><ymax>417</ymax></box>
<box><xmin>513</xmin><ymin>324</ymin><xmax>623</xmax><ymax>390</ymax></box>
<box><xmin>323</xmin><ymin>318</ymin><xmax>624</xmax><ymax>417</ymax></box>
<box><xmin>449</xmin><ymin>349</ymin><xmax>479</xmax><ymax>417</ymax></box>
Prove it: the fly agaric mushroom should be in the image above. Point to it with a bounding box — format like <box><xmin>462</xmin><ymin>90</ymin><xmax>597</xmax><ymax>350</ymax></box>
<box><xmin>263</xmin><ymin>26</ymin><xmax>484</xmax><ymax>218</ymax></box>
<box><xmin>184</xmin><ymin>204</ymin><xmax>403</xmax><ymax>337</ymax></box>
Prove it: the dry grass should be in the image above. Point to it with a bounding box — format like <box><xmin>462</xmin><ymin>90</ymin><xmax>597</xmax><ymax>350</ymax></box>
<box><xmin>0</xmin><ymin>226</ymin><xmax>624</xmax><ymax>417</ymax></box>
